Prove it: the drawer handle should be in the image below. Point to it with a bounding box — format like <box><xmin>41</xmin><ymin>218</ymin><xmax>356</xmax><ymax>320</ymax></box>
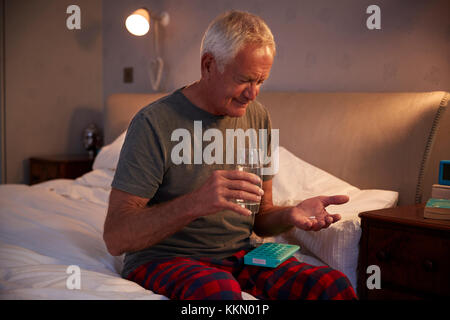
<box><xmin>423</xmin><ymin>259</ymin><xmax>435</xmax><ymax>272</ymax></box>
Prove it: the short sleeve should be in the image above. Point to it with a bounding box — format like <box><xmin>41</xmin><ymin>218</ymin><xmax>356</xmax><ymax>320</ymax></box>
<box><xmin>111</xmin><ymin>111</ymin><xmax>166</xmax><ymax>199</ymax></box>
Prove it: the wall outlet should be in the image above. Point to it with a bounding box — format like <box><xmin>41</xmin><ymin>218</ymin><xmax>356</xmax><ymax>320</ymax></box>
<box><xmin>123</xmin><ymin>67</ymin><xmax>133</xmax><ymax>83</ymax></box>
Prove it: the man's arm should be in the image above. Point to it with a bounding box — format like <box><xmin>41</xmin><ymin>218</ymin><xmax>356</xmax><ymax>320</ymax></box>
<box><xmin>103</xmin><ymin>170</ymin><xmax>264</xmax><ymax>256</ymax></box>
<box><xmin>103</xmin><ymin>188</ymin><xmax>199</xmax><ymax>256</ymax></box>
<box><xmin>254</xmin><ymin>179</ymin><xmax>348</xmax><ymax>237</ymax></box>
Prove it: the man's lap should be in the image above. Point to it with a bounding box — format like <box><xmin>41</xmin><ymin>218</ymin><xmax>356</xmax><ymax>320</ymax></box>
<box><xmin>126</xmin><ymin>249</ymin><xmax>357</xmax><ymax>300</ymax></box>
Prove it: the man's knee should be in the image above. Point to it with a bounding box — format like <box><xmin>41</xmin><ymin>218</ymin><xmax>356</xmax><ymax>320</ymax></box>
<box><xmin>312</xmin><ymin>268</ymin><xmax>357</xmax><ymax>300</ymax></box>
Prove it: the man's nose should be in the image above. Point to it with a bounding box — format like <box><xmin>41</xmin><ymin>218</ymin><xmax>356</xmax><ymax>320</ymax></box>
<box><xmin>244</xmin><ymin>82</ymin><xmax>258</xmax><ymax>101</ymax></box>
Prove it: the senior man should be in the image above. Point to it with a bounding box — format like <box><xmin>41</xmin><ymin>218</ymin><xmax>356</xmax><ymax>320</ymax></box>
<box><xmin>103</xmin><ymin>10</ymin><xmax>357</xmax><ymax>300</ymax></box>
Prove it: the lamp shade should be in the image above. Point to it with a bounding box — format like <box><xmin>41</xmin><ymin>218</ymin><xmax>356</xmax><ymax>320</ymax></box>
<box><xmin>125</xmin><ymin>8</ymin><xmax>150</xmax><ymax>36</ymax></box>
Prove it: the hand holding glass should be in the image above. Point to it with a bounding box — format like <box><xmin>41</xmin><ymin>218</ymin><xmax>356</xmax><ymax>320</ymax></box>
<box><xmin>233</xmin><ymin>148</ymin><xmax>263</xmax><ymax>214</ymax></box>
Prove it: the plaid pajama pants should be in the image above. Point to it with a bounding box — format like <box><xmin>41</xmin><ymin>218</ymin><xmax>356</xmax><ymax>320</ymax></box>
<box><xmin>126</xmin><ymin>249</ymin><xmax>357</xmax><ymax>300</ymax></box>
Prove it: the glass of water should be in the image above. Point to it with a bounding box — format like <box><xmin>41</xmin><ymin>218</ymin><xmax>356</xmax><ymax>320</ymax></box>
<box><xmin>233</xmin><ymin>147</ymin><xmax>263</xmax><ymax>214</ymax></box>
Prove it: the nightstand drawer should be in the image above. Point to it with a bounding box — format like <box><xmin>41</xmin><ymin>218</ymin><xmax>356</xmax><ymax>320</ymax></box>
<box><xmin>366</xmin><ymin>225</ymin><xmax>450</xmax><ymax>296</ymax></box>
<box><xmin>30</xmin><ymin>161</ymin><xmax>59</xmax><ymax>182</ymax></box>
<box><xmin>29</xmin><ymin>155</ymin><xmax>93</xmax><ymax>185</ymax></box>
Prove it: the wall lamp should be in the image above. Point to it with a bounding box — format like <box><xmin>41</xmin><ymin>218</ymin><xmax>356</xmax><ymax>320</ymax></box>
<box><xmin>125</xmin><ymin>8</ymin><xmax>170</xmax><ymax>91</ymax></box>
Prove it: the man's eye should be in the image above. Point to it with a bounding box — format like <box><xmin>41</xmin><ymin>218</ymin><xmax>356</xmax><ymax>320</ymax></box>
<box><xmin>237</xmin><ymin>78</ymin><xmax>264</xmax><ymax>85</ymax></box>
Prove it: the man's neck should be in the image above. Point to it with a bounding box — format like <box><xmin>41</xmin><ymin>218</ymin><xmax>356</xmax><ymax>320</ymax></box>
<box><xmin>181</xmin><ymin>81</ymin><xmax>221</xmax><ymax>116</ymax></box>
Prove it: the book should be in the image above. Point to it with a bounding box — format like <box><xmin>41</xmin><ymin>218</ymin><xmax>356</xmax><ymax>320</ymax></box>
<box><xmin>431</xmin><ymin>184</ymin><xmax>450</xmax><ymax>200</ymax></box>
<box><xmin>424</xmin><ymin>198</ymin><xmax>450</xmax><ymax>220</ymax></box>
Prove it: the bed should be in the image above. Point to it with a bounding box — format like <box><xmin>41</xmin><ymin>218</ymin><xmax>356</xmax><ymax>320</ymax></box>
<box><xmin>1</xmin><ymin>90</ymin><xmax>448</xmax><ymax>299</ymax></box>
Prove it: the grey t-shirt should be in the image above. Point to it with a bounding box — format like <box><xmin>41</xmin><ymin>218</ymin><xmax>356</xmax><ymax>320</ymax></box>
<box><xmin>112</xmin><ymin>88</ymin><xmax>273</xmax><ymax>278</ymax></box>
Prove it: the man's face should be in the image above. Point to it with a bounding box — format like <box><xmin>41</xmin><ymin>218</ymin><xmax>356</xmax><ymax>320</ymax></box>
<box><xmin>205</xmin><ymin>44</ymin><xmax>274</xmax><ymax>117</ymax></box>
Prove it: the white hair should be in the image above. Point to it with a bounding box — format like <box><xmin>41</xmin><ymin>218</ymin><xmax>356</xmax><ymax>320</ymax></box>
<box><xmin>200</xmin><ymin>11</ymin><xmax>276</xmax><ymax>73</ymax></box>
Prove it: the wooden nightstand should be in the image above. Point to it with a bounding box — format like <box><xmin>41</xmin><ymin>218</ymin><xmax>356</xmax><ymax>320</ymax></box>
<box><xmin>357</xmin><ymin>204</ymin><xmax>450</xmax><ymax>299</ymax></box>
<box><xmin>29</xmin><ymin>155</ymin><xmax>94</xmax><ymax>185</ymax></box>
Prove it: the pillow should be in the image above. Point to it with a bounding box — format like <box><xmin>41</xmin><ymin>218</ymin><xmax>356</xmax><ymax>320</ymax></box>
<box><xmin>93</xmin><ymin>131</ymin><xmax>126</xmax><ymax>170</ymax></box>
<box><xmin>269</xmin><ymin>147</ymin><xmax>398</xmax><ymax>289</ymax></box>
<box><xmin>272</xmin><ymin>147</ymin><xmax>359</xmax><ymax>204</ymax></box>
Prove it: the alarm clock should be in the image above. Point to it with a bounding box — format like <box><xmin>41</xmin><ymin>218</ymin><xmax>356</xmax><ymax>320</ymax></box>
<box><xmin>439</xmin><ymin>160</ymin><xmax>450</xmax><ymax>186</ymax></box>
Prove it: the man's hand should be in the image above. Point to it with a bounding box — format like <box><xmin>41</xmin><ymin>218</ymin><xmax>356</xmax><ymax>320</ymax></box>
<box><xmin>285</xmin><ymin>195</ymin><xmax>349</xmax><ymax>231</ymax></box>
<box><xmin>190</xmin><ymin>170</ymin><xmax>264</xmax><ymax>217</ymax></box>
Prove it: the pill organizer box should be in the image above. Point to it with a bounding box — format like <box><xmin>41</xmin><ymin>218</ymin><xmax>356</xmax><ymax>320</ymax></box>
<box><xmin>244</xmin><ymin>242</ymin><xmax>300</xmax><ymax>268</ymax></box>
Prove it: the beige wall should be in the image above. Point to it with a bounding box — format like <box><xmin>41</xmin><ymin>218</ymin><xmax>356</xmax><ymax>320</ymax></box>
<box><xmin>5</xmin><ymin>0</ymin><xmax>103</xmax><ymax>183</ymax></box>
<box><xmin>103</xmin><ymin>0</ymin><xmax>450</xmax><ymax>99</ymax></box>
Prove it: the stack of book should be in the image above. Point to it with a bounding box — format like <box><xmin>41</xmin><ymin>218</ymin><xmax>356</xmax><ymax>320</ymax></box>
<box><xmin>424</xmin><ymin>184</ymin><xmax>450</xmax><ymax>220</ymax></box>
<box><xmin>431</xmin><ymin>184</ymin><xmax>450</xmax><ymax>199</ymax></box>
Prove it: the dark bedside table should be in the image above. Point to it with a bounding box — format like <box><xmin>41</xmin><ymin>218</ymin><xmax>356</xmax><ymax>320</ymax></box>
<box><xmin>29</xmin><ymin>155</ymin><xmax>94</xmax><ymax>185</ymax></box>
<box><xmin>358</xmin><ymin>204</ymin><xmax>450</xmax><ymax>300</ymax></box>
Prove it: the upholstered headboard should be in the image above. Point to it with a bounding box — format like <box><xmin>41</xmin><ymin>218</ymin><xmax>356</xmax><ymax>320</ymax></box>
<box><xmin>104</xmin><ymin>91</ymin><xmax>449</xmax><ymax>206</ymax></box>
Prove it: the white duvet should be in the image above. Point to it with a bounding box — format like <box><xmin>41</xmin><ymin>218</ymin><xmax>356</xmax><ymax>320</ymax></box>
<box><xmin>0</xmin><ymin>170</ymin><xmax>169</xmax><ymax>300</ymax></box>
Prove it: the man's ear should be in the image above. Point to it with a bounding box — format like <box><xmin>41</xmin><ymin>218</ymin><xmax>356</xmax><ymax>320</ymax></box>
<box><xmin>200</xmin><ymin>53</ymin><xmax>216</xmax><ymax>79</ymax></box>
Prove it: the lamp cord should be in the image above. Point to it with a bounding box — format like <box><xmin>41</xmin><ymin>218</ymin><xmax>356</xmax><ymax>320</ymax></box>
<box><xmin>149</xmin><ymin>20</ymin><xmax>163</xmax><ymax>91</ymax></box>
<box><xmin>153</xmin><ymin>20</ymin><xmax>160</xmax><ymax>57</ymax></box>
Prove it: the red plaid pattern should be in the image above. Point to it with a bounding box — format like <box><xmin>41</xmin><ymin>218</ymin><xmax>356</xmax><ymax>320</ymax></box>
<box><xmin>126</xmin><ymin>250</ymin><xmax>357</xmax><ymax>300</ymax></box>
